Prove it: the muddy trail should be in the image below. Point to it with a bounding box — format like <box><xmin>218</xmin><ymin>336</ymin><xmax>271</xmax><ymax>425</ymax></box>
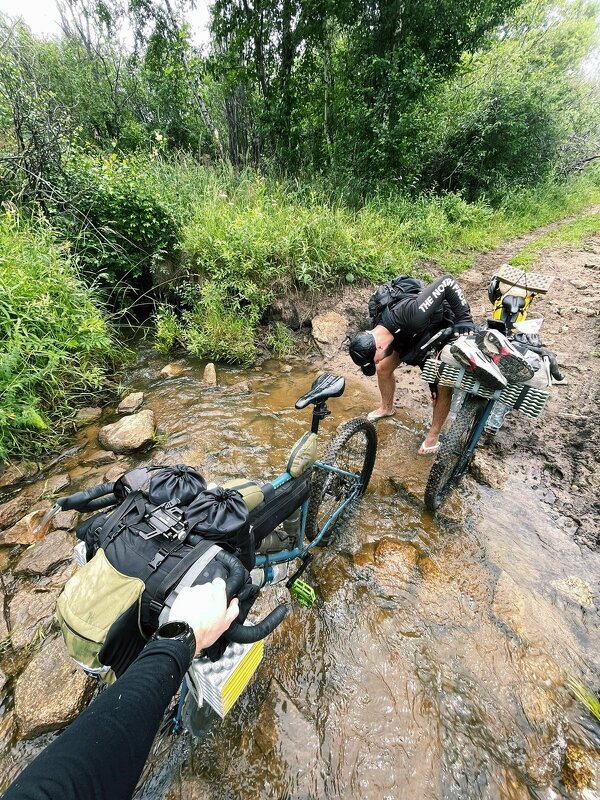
<box><xmin>312</xmin><ymin>209</ymin><xmax>600</xmax><ymax>550</ymax></box>
<box><xmin>0</xmin><ymin>213</ymin><xmax>598</xmax><ymax>799</ymax></box>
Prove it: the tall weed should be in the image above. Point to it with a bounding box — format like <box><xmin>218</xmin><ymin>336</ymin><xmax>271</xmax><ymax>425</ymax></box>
<box><xmin>0</xmin><ymin>211</ymin><xmax>115</xmax><ymax>459</ymax></box>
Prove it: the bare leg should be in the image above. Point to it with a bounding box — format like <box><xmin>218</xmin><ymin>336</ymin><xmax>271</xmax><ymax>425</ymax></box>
<box><xmin>419</xmin><ymin>384</ymin><xmax>452</xmax><ymax>452</ymax></box>
<box><xmin>371</xmin><ymin>350</ymin><xmax>401</xmax><ymax>417</ymax></box>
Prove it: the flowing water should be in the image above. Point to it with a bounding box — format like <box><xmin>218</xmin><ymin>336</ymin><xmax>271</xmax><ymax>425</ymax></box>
<box><xmin>1</xmin><ymin>346</ymin><xmax>599</xmax><ymax>799</ymax></box>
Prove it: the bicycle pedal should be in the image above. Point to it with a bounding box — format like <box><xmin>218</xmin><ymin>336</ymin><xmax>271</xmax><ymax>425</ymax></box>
<box><xmin>290</xmin><ymin>578</ymin><xmax>316</xmax><ymax>608</ymax></box>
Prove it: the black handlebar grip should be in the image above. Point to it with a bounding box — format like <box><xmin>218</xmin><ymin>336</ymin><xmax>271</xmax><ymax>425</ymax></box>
<box><xmin>223</xmin><ymin>603</ymin><xmax>289</xmax><ymax>643</ymax></box>
<box><xmin>83</xmin><ymin>494</ymin><xmax>118</xmax><ymax>511</ymax></box>
<box><xmin>57</xmin><ymin>482</ymin><xmax>115</xmax><ymax>511</ymax></box>
<box><xmin>214</xmin><ymin>550</ymin><xmax>247</xmax><ymax>600</ymax></box>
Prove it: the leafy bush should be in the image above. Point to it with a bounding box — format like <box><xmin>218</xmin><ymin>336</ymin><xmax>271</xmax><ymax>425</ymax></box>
<box><xmin>0</xmin><ymin>211</ymin><xmax>115</xmax><ymax>459</ymax></box>
<box><xmin>53</xmin><ymin>147</ymin><xmax>182</xmax><ymax>296</ymax></box>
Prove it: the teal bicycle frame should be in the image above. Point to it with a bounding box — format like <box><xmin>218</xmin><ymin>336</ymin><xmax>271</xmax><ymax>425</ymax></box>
<box><xmin>254</xmin><ymin>459</ymin><xmax>364</xmax><ymax>574</ymax></box>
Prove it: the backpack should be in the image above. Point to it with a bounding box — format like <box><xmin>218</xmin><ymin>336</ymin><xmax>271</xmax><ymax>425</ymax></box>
<box><xmin>368</xmin><ymin>275</ymin><xmax>424</xmax><ymax>327</ymax></box>
<box><xmin>56</xmin><ymin>465</ymin><xmax>257</xmax><ymax>683</ymax></box>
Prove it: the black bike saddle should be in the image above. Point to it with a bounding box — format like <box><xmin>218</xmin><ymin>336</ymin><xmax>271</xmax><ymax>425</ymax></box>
<box><xmin>295</xmin><ymin>373</ymin><xmax>345</xmax><ymax>409</ymax></box>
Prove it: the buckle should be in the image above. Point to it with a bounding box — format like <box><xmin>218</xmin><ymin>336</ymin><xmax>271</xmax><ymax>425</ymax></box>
<box><xmin>139</xmin><ymin>505</ymin><xmax>188</xmax><ymax>541</ymax></box>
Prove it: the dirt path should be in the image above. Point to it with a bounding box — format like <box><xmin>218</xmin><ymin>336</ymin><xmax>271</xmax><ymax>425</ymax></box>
<box><xmin>305</xmin><ymin>210</ymin><xmax>600</xmax><ymax>548</ymax></box>
<box><xmin>460</xmin><ymin>226</ymin><xmax>600</xmax><ymax>549</ymax></box>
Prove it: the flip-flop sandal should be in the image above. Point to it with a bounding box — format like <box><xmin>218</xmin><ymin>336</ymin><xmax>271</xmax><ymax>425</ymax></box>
<box><xmin>367</xmin><ymin>410</ymin><xmax>396</xmax><ymax>422</ymax></box>
<box><xmin>418</xmin><ymin>440</ymin><xmax>440</xmax><ymax>455</ymax></box>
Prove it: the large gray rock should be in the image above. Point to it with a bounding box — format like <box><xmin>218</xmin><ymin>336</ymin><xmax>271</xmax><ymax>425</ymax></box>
<box><xmin>0</xmin><ymin>507</ymin><xmax>53</xmax><ymax>546</ymax></box>
<box><xmin>14</xmin><ymin>636</ymin><xmax>95</xmax><ymax>739</ymax></box>
<box><xmin>98</xmin><ymin>410</ymin><xmax>155</xmax><ymax>453</ymax></box>
<box><xmin>117</xmin><ymin>391</ymin><xmax>144</xmax><ymax>414</ymax></box>
<box><xmin>75</xmin><ymin>407</ymin><xmax>102</xmax><ymax>426</ymax></box>
<box><xmin>0</xmin><ymin>496</ymin><xmax>30</xmax><ymax>531</ymax></box>
<box><xmin>311</xmin><ymin>312</ymin><xmax>348</xmax><ymax>359</ymax></box>
<box><xmin>14</xmin><ymin>530</ymin><xmax>76</xmax><ymax>576</ymax></box>
<box><xmin>8</xmin><ymin>588</ymin><xmax>60</xmax><ymax>650</ymax></box>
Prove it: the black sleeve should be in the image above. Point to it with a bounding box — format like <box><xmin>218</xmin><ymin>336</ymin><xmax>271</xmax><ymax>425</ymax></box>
<box><xmin>3</xmin><ymin>639</ymin><xmax>192</xmax><ymax>800</ymax></box>
<box><xmin>381</xmin><ymin>274</ymin><xmax>473</xmax><ymax>333</ymax></box>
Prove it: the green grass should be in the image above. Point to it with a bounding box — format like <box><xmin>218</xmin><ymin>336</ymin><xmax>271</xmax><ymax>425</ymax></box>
<box><xmin>137</xmin><ymin>158</ymin><xmax>600</xmax><ymax>360</ymax></box>
<box><xmin>0</xmin><ymin>211</ymin><xmax>116</xmax><ymax>460</ymax></box>
<box><xmin>511</xmin><ymin>211</ymin><xmax>600</xmax><ymax>268</ymax></box>
<box><xmin>569</xmin><ymin>677</ymin><xmax>600</xmax><ymax>722</ymax></box>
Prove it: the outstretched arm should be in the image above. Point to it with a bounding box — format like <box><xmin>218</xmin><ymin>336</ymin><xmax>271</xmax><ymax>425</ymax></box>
<box><xmin>4</xmin><ymin>580</ymin><xmax>238</xmax><ymax>800</ymax></box>
<box><xmin>381</xmin><ymin>274</ymin><xmax>474</xmax><ymax>333</ymax></box>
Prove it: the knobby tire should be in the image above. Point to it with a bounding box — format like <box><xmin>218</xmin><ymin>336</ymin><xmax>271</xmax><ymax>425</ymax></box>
<box><xmin>424</xmin><ymin>395</ymin><xmax>487</xmax><ymax>513</ymax></box>
<box><xmin>306</xmin><ymin>417</ymin><xmax>377</xmax><ymax>544</ymax></box>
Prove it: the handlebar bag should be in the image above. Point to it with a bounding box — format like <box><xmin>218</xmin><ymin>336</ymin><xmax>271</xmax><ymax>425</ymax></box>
<box><xmin>58</xmin><ymin>474</ymin><xmax>258</xmax><ymax>681</ymax></box>
<box><xmin>185</xmin><ymin>487</ymin><xmax>254</xmax><ymax>570</ymax></box>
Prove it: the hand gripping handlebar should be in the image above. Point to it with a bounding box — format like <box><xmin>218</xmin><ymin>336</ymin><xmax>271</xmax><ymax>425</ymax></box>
<box><xmin>214</xmin><ymin>550</ymin><xmax>289</xmax><ymax>643</ymax></box>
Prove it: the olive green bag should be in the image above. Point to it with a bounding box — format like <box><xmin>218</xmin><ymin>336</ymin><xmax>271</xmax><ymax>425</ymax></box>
<box><xmin>56</xmin><ymin>549</ymin><xmax>145</xmax><ymax>684</ymax></box>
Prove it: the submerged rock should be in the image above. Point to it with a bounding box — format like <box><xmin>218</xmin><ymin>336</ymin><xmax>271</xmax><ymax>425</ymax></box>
<box><xmin>83</xmin><ymin>449</ymin><xmax>116</xmax><ymax>467</ymax></box>
<box><xmin>470</xmin><ymin>451</ymin><xmax>508</xmax><ymax>489</ymax></box>
<box><xmin>75</xmin><ymin>407</ymin><xmax>102</xmax><ymax>426</ymax></box>
<box><xmin>552</xmin><ymin>576</ymin><xmax>596</xmax><ymax>609</ymax></box>
<box><xmin>222</xmin><ymin>380</ymin><xmax>250</xmax><ymax>395</ymax></box>
<box><xmin>42</xmin><ymin>473</ymin><xmax>70</xmax><ymax>495</ymax></box>
<box><xmin>8</xmin><ymin>588</ymin><xmax>60</xmax><ymax>650</ymax></box>
<box><xmin>311</xmin><ymin>312</ymin><xmax>347</xmax><ymax>358</ymax></box>
<box><xmin>117</xmin><ymin>391</ymin><xmax>144</xmax><ymax>414</ymax></box>
<box><xmin>14</xmin><ymin>636</ymin><xmax>94</xmax><ymax>739</ymax></box>
<box><xmin>14</xmin><ymin>530</ymin><xmax>76</xmax><ymax>576</ymax></box>
<box><xmin>203</xmin><ymin>362</ymin><xmax>217</xmax><ymax>386</ymax></box>
<box><xmin>98</xmin><ymin>409</ymin><xmax>155</xmax><ymax>453</ymax></box>
<box><xmin>159</xmin><ymin>362</ymin><xmax>184</xmax><ymax>379</ymax></box>
<box><xmin>0</xmin><ymin>463</ymin><xmax>38</xmax><ymax>488</ymax></box>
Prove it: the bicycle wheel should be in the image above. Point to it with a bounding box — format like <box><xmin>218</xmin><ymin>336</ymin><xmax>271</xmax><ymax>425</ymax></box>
<box><xmin>306</xmin><ymin>417</ymin><xmax>377</xmax><ymax>543</ymax></box>
<box><xmin>424</xmin><ymin>395</ymin><xmax>487</xmax><ymax>513</ymax></box>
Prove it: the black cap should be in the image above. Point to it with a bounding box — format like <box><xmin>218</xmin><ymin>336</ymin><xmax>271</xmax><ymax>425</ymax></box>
<box><xmin>349</xmin><ymin>332</ymin><xmax>376</xmax><ymax>376</ymax></box>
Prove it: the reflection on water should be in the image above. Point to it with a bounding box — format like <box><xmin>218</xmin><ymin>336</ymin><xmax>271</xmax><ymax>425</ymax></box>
<box><xmin>2</xmin><ymin>347</ymin><xmax>599</xmax><ymax>799</ymax></box>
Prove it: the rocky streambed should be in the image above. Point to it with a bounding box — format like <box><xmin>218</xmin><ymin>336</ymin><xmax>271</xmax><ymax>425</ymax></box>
<box><xmin>0</xmin><ymin>228</ymin><xmax>599</xmax><ymax>797</ymax></box>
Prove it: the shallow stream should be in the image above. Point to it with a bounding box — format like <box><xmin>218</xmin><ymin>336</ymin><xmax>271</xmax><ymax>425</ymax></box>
<box><xmin>1</xmin><ymin>347</ymin><xmax>599</xmax><ymax>799</ymax></box>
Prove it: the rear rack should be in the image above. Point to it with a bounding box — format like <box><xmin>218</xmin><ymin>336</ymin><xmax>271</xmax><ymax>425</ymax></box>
<box><xmin>493</xmin><ymin>264</ymin><xmax>554</xmax><ymax>295</ymax></box>
<box><xmin>421</xmin><ymin>358</ymin><xmax>550</xmax><ymax>418</ymax></box>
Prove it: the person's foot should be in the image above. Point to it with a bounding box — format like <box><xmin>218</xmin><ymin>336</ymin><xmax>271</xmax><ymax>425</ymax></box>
<box><xmin>367</xmin><ymin>408</ymin><xmax>396</xmax><ymax>422</ymax></box>
<box><xmin>475</xmin><ymin>329</ymin><xmax>534</xmax><ymax>383</ymax></box>
<box><xmin>418</xmin><ymin>439</ymin><xmax>440</xmax><ymax>455</ymax></box>
<box><xmin>450</xmin><ymin>338</ymin><xmax>507</xmax><ymax>390</ymax></box>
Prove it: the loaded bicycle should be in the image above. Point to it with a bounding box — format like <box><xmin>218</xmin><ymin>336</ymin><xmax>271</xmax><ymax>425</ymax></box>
<box><xmin>422</xmin><ymin>265</ymin><xmax>556</xmax><ymax>512</ymax></box>
<box><xmin>51</xmin><ymin>373</ymin><xmax>377</xmax><ymax>732</ymax></box>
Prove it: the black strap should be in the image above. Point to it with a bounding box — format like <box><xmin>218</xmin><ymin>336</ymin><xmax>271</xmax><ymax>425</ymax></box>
<box><xmin>96</xmin><ymin>491</ymin><xmax>146</xmax><ymax>550</ymax></box>
<box><xmin>138</xmin><ymin>537</ymin><xmax>185</xmax><ymax>585</ymax></box>
<box><xmin>148</xmin><ymin>539</ymin><xmax>216</xmax><ymax>629</ymax></box>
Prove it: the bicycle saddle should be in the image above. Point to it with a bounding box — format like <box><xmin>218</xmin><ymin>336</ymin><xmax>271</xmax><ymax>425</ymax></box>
<box><xmin>295</xmin><ymin>373</ymin><xmax>345</xmax><ymax>409</ymax></box>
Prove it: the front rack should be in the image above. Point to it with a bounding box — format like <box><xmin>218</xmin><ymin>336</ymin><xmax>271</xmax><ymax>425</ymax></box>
<box><xmin>421</xmin><ymin>358</ymin><xmax>550</xmax><ymax>419</ymax></box>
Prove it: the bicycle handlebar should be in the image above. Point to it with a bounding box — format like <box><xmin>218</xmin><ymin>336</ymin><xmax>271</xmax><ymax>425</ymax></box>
<box><xmin>420</xmin><ymin>327</ymin><xmax>454</xmax><ymax>351</ymax></box>
<box><xmin>214</xmin><ymin>550</ymin><xmax>289</xmax><ymax>643</ymax></box>
<box><xmin>57</xmin><ymin>482</ymin><xmax>115</xmax><ymax>511</ymax></box>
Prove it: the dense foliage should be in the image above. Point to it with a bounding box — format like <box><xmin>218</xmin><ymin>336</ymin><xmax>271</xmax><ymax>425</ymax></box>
<box><xmin>0</xmin><ymin>212</ymin><xmax>115</xmax><ymax>459</ymax></box>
